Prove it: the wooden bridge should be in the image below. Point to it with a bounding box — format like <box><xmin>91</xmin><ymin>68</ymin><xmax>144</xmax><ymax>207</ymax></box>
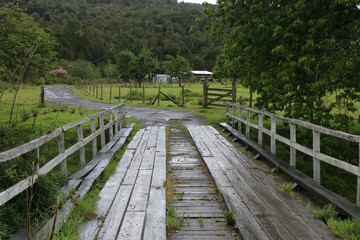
<box><xmin>1</xmin><ymin>103</ymin><xmax>359</xmax><ymax>239</ymax></box>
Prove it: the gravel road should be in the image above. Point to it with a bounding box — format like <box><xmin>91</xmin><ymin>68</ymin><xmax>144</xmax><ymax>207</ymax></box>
<box><xmin>45</xmin><ymin>86</ymin><xmax>206</xmax><ymax>127</ymax></box>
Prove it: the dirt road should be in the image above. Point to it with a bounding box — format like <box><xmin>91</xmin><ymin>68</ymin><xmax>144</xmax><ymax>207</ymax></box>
<box><xmin>45</xmin><ymin>86</ymin><xmax>206</xmax><ymax>127</ymax></box>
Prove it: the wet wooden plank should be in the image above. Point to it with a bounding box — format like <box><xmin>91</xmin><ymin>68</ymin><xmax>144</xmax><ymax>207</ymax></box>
<box><xmin>117</xmin><ymin>211</ymin><xmax>146</xmax><ymax>240</ymax></box>
<box><xmin>143</xmin><ymin>187</ymin><xmax>166</xmax><ymax>240</ymax></box>
<box><xmin>127</xmin><ymin>128</ymin><xmax>145</xmax><ymax>149</ymax></box>
<box><xmin>97</xmin><ymin>185</ymin><xmax>133</xmax><ymax>240</ymax></box>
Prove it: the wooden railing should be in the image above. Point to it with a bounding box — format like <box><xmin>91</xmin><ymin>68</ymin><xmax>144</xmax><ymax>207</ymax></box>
<box><xmin>226</xmin><ymin>102</ymin><xmax>360</xmax><ymax>207</ymax></box>
<box><xmin>0</xmin><ymin>104</ymin><xmax>126</xmax><ymax>207</ymax></box>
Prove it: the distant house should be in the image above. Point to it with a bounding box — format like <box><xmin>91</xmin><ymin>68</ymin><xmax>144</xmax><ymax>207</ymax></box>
<box><xmin>191</xmin><ymin>70</ymin><xmax>213</xmax><ymax>81</ymax></box>
<box><xmin>152</xmin><ymin>74</ymin><xmax>170</xmax><ymax>83</ymax></box>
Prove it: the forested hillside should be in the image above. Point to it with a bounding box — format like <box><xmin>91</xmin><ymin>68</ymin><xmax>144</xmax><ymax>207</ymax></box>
<box><xmin>1</xmin><ymin>0</ymin><xmax>219</xmax><ymax>70</ymax></box>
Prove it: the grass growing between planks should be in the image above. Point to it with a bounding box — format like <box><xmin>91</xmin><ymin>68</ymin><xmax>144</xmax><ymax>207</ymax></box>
<box><xmin>305</xmin><ymin>203</ymin><xmax>360</xmax><ymax>239</ymax></box>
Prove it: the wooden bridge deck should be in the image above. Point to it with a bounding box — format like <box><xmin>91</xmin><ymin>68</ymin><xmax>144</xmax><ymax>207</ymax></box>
<box><xmin>77</xmin><ymin>125</ymin><xmax>333</xmax><ymax>240</ymax></box>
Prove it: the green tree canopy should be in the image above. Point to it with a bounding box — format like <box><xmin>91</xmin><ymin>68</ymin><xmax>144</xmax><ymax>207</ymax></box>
<box><xmin>163</xmin><ymin>54</ymin><xmax>192</xmax><ymax>85</ymax></box>
<box><xmin>210</xmin><ymin>0</ymin><xmax>360</xmax><ymax>129</ymax></box>
<box><xmin>0</xmin><ymin>4</ymin><xmax>56</xmax><ymax>82</ymax></box>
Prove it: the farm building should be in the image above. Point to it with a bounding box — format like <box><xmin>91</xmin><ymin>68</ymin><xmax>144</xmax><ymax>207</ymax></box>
<box><xmin>152</xmin><ymin>74</ymin><xmax>171</xmax><ymax>83</ymax></box>
<box><xmin>192</xmin><ymin>70</ymin><xmax>213</xmax><ymax>81</ymax></box>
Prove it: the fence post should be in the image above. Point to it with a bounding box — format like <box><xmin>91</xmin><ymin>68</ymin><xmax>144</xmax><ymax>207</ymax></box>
<box><xmin>40</xmin><ymin>86</ymin><xmax>45</xmax><ymax>105</ymax></box>
<box><xmin>232</xmin><ymin>79</ymin><xmax>236</xmax><ymax>104</ymax></box>
<box><xmin>238</xmin><ymin>105</ymin><xmax>242</xmax><ymax>133</ymax></box>
<box><xmin>57</xmin><ymin>131</ymin><xmax>67</xmax><ymax>179</ymax></box>
<box><xmin>101</xmin><ymin>84</ymin><xmax>104</xmax><ymax>100</ymax></box>
<box><xmin>290</xmin><ymin>124</ymin><xmax>297</xmax><ymax>167</ymax></box>
<box><xmin>258</xmin><ymin>112</ymin><xmax>263</xmax><ymax>146</ymax></box>
<box><xmin>118</xmin><ymin>84</ymin><xmax>121</xmax><ymax>103</ymax></box>
<box><xmin>357</xmin><ymin>143</ymin><xmax>360</xmax><ymax>206</ymax></box>
<box><xmin>96</xmin><ymin>85</ymin><xmax>98</xmax><ymax>98</ymax></box>
<box><xmin>130</xmin><ymin>85</ymin><xmax>133</xmax><ymax>103</ymax></box>
<box><xmin>143</xmin><ymin>83</ymin><xmax>145</xmax><ymax>104</ymax></box>
<box><xmin>114</xmin><ymin>111</ymin><xmax>119</xmax><ymax>134</ymax></box>
<box><xmin>271</xmin><ymin>116</ymin><xmax>276</xmax><ymax>155</ymax></box>
<box><xmin>203</xmin><ymin>81</ymin><xmax>208</xmax><ymax>108</ymax></box>
<box><xmin>90</xmin><ymin>118</ymin><xmax>97</xmax><ymax>158</ymax></box>
<box><xmin>109</xmin><ymin>84</ymin><xmax>112</xmax><ymax>101</ymax></box>
<box><xmin>246</xmin><ymin>110</ymin><xmax>250</xmax><ymax>138</ymax></box>
<box><xmin>158</xmin><ymin>84</ymin><xmax>160</xmax><ymax>106</ymax></box>
<box><xmin>313</xmin><ymin>130</ymin><xmax>321</xmax><ymax>184</ymax></box>
<box><xmin>77</xmin><ymin>124</ymin><xmax>86</xmax><ymax>168</ymax></box>
<box><xmin>181</xmin><ymin>84</ymin><xmax>185</xmax><ymax>106</ymax></box>
<box><xmin>99</xmin><ymin>115</ymin><xmax>106</xmax><ymax>148</ymax></box>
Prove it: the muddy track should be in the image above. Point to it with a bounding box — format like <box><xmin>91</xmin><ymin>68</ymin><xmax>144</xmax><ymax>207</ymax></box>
<box><xmin>45</xmin><ymin>86</ymin><xmax>206</xmax><ymax>127</ymax></box>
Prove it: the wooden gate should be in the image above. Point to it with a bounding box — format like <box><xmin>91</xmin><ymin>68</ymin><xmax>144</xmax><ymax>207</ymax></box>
<box><xmin>203</xmin><ymin>81</ymin><xmax>236</xmax><ymax>107</ymax></box>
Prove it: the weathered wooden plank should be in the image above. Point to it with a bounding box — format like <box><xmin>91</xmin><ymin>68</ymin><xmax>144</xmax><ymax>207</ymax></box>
<box><xmin>140</xmin><ymin>147</ymin><xmax>156</xmax><ymax>170</ymax></box>
<box><xmin>143</xmin><ymin>187</ymin><xmax>166</xmax><ymax>240</ymax></box>
<box><xmin>78</xmin><ymin>219</ymin><xmax>101</xmax><ymax>240</ymax></box>
<box><xmin>96</xmin><ymin>185</ymin><xmax>133</xmax><ymax>240</ymax></box>
<box><xmin>152</xmin><ymin>156</ymin><xmax>166</xmax><ymax>188</ymax></box>
<box><xmin>127</xmin><ymin>129</ymin><xmax>145</xmax><ymax>149</ymax></box>
<box><xmin>77</xmin><ymin>124</ymin><xmax>86</xmax><ymax>168</ymax></box>
<box><xmin>117</xmin><ymin>211</ymin><xmax>145</xmax><ymax>240</ymax></box>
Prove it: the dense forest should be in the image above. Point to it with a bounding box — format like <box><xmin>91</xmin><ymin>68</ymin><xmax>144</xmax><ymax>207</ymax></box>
<box><xmin>1</xmin><ymin>0</ymin><xmax>220</xmax><ymax>72</ymax></box>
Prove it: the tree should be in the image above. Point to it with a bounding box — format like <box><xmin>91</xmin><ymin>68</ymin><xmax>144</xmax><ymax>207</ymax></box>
<box><xmin>132</xmin><ymin>48</ymin><xmax>159</xmax><ymax>86</ymax></box>
<box><xmin>117</xmin><ymin>50</ymin><xmax>136</xmax><ymax>81</ymax></box>
<box><xmin>0</xmin><ymin>3</ymin><xmax>56</xmax><ymax>82</ymax></box>
<box><xmin>210</xmin><ymin>0</ymin><xmax>360</xmax><ymax>128</ymax></box>
<box><xmin>163</xmin><ymin>54</ymin><xmax>192</xmax><ymax>86</ymax></box>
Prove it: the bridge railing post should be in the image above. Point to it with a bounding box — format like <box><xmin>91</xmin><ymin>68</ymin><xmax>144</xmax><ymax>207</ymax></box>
<box><xmin>270</xmin><ymin>116</ymin><xmax>276</xmax><ymax>155</ymax></box>
<box><xmin>99</xmin><ymin>115</ymin><xmax>106</xmax><ymax>148</ymax></box>
<box><xmin>226</xmin><ymin>103</ymin><xmax>229</xmax><ymax>124</ymax></box>
<box><xmin>77</xmin><ymin>124</ymin><xmax>86</xmax><ymax>168</ymax></box>
<box><xmin>108</xmin><ymin>111</ymin><xmax>114</xmax><ymax>140</ymax></box>
<box><xmin>246</xmin><ymin>110</ymin><xmax>250</xmax><ymax>138</ymax></box>
<box><xmin>313</xmin><ymin>130</ymin><xmax>321</xmax><ymax>184</ymax></box>
<box><xmin>258</xmin><ymin>112</ymin><xmax>263</xmax><ymax>146</ymax></box>
<box><xmin>57</xmin><ymin>131</ymin><xmax>67</xmax><ymax>179</ymax></box>
<box><xmin>357</xmin><ymin>143</ymin><xmax>360</xmax><ymax>206</ymax></box>
<box><xmin>232</xmin><ymin>103</ymin><xmax>236</xmax><ymax>128</ymax></box>
<box><xmin>90</xmin><ymin>118</ymin><xmax>97</xmax><ymax>158</ymax></box>
<box><xmin>290</xmin><ymin>124</ymin><xmax>297</xmax><ymax>168</ymax></box>
<box><xmin>238</xmin><ymin>105</ymin><xmax>242</xmax><ymax>133</ymax></box>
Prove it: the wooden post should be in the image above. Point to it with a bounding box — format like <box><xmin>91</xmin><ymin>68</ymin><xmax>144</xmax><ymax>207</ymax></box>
<box><xmin>36</xmin><ymin>147</ymin><xmax>40</xmax><ymax>174</ymax></box>
<box><xmin>118</xmin><ymin>84</ymin><xmax>121</xmax><ymax>103</ymax></box>
<box><xmin>109</xmin><ymin>84</ymin><xmax>112</xmax><ymax>101</ymax></box>
<box><xmin>203</xmin><ymin>81</ymin><xmax>208</xmax><ymax>108</ymax></box>
<box><xmin>313</xmin><ymin>130</ymin><xmax>321</xmax><ymax>184</ymax></box>
<box><xmin>57</xmin><ymin>131</ymin><xmax>67</xmax><ymax>179</ymax></box>
<box><xmin>96</xmin><ymin>85</ymin><xmax>98</xmax><ymax>98</ymax></box>
<box><xmin>232</xmin><ymin>79</ymin><xmax>236</xmax><ymax>104</ymax></box>
<box><xmin>232</xmin><ymin>104</ymin><xmax>236</xmax><ymax>128</ymax></box>
<box><xmin>158</xmin><ymin>84</ymin><xmax>160</xmax><ymax>106</ymax></box>
<box><xmin>40</xmin><ymin>86</ymin><xmax>45</xmax><ymax>105</ymax></box>
<box><xmin>114</xmin><ymin>111</ymin><xmax>119</xmax><ymax>134</ymax></box>
<box><xmin>290</xmin><ymin>124</ymin><xmax>297</xmax><ymax>167</ymax></box>
<box><xmin>357</xmin><ymin>143</ymin><xmax>360</xmax><ymax>206</ymax></box>
<box><xmin>246</xmin><ymin>110</ymin><xmax>250</xmax><ymax>138</ymax></box>
<box><xmin>99</xmin><ymin>115</ymin><xmax>106</xmax><ymax>148</ymax></box>
<box><xmin>93</xmin><ymin>84</ymin><xmax>95</xmax><ymax>96</ymax></box>
<box><xmin>88</xmin><ymin>84</ymin><xmax>91</xmax><ymax>94</ymax></box>
<box><xmin>108</xmin><ymin>112</ymin><xmax>114</xmax><ymax>140</ymax></box>
<box><xmin>271</xmin><ymin>116</ymin><xmax>276</xmax><ymax>155</ymax></box>
<box><xmin>101</xmin><ymin>84</ymin><xmax>103</xmax><ymax>100</ymax></box>
<box><xmin>130</xmin><ymin>85</ymin><xmax>132</xmax><ymax>103</ymax></box>
<box><xmin>238</xmin><ymin>105</ymin><xmax>242</xmax><ymax>133</ymax></box>
<box><xmin>181</xmin><ymin>84</ymin><xmax>185</xmax><ymax>106</ymax></box>
<box><xmin>77</xmin><ymin>124</ymin><xmax>86</xmax><ymax>168</ymax></box>
<box><xmin>258</xmin><ymin>113</ymin><xmax>263</xmax><ymax>146</ymax></box>
<box><xmin>143</xmin><ymin>83</ymin><xmax>145</xmax><ymax>104</ymax></box>
<box><xmin>90</xmin><ymin>118</ymin><xmax>97</xmax><ymax>158</ymax></box>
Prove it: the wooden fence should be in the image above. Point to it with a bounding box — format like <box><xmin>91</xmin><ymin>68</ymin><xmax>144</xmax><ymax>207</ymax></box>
<box><xmin>226</xmin><ymin>102</ymin><xmax>360</xmax><ymax>207</ymax></box>
<box><xmin>203</xmin><ymin>81</ymin><xmax>236</xmax><ymax>107</ymax></box>
<box><xmin>0</xmin><ymin>104</ymin><xmax>126</xmax><ymax>207</ymax></box>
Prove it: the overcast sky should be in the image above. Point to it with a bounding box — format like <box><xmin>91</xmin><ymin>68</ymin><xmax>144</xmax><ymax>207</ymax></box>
<box><xmin>178</xmin><ymin>0</ymin><xmax>217</xmax><ymax>5</ymax></box>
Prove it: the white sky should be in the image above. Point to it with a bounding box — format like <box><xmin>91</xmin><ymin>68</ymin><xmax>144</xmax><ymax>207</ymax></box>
<box><xmin>178</xmin><ymin>0</ymin><xmax>217</xmax><ymax>5</ymax></box>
